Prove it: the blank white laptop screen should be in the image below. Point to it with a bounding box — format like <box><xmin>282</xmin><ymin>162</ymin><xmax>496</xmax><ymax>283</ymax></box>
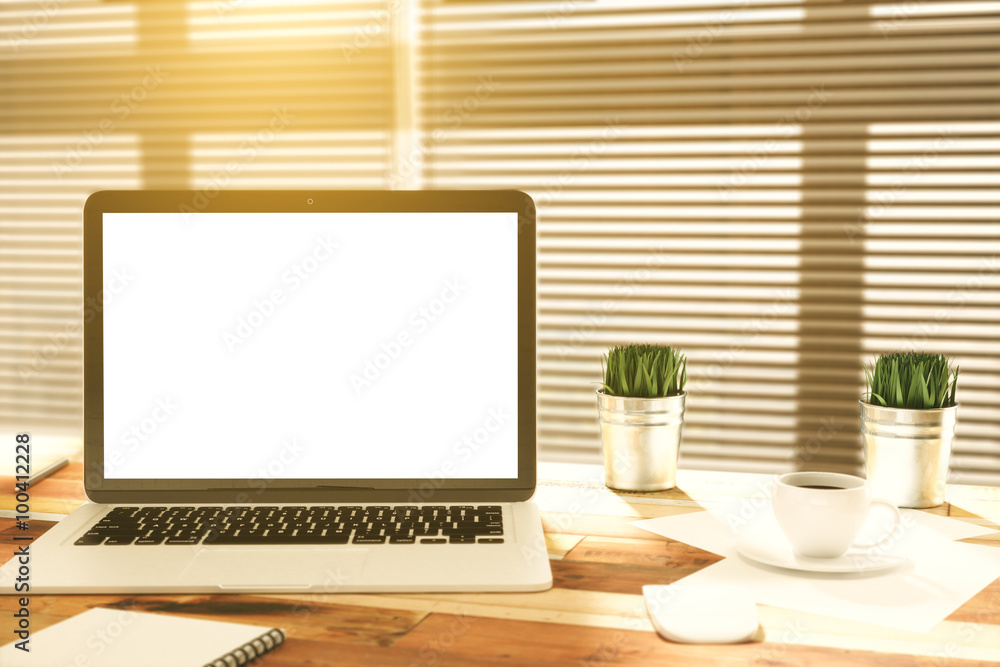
<box><xmin>101</xmin><ymin>212</ymin><xmax>518</xmax><ymax>481</ymax></box>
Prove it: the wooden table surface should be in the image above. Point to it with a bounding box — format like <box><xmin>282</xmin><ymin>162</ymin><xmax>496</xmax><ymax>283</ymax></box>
<box><xmin>2</xmin><ymin>461</ymin><xmax>999</xmax><ymax>666</ymax></box>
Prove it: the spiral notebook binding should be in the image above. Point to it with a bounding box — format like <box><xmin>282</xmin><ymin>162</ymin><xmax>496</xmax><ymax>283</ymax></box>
<box><xmin>206</xmin><ymin>628</ymin><xmax>285</xmax><ymax>667</ymax></box>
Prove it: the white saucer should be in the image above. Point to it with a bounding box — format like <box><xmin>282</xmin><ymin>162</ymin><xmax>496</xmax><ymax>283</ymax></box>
<box><xmin>736</xmin><ymin>534</ymin><xmax>907</xmax><ymax>574</ymax></box>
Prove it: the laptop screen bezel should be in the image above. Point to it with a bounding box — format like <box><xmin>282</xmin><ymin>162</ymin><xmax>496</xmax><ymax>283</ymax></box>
<box><xmin>83</xmin><ymin>190</ymin><xmax>537</xmax><ymax>503</ymax></box>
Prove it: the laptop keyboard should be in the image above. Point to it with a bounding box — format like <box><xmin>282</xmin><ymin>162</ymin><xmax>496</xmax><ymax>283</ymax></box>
<box><xmin>74</xmin><ymin>505</ymin><xmax>505</xmax><ymax>546</ymax></box>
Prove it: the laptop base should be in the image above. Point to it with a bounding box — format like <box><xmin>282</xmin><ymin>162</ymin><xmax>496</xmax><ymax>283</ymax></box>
<box><xmin>2</xmin><ymin>501</ymin><xmax>551</xmax><ymax>594</ymax></box>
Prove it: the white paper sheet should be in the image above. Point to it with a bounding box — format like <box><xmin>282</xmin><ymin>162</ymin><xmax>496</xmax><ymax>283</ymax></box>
<box><xmin>631</xmin><ymin>506</ymin><xmax>996</xmax><ymax>559</ymax></box>
<box><xmin>631</xmin><ymin>506</ymin><xmax>1000</xmax><ymax>633</ymax></box>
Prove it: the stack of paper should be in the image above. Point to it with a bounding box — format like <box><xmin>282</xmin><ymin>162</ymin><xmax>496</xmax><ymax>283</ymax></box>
<box><xmin>631</xmin><ymin>502</ymin><xmax>1000</xmax><ymax>633</ymax></box>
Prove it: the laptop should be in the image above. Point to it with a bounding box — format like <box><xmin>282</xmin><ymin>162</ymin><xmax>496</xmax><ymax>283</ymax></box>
<box><xmin>1</xmin><ymin>190</ymin><xmax>552</xmax><ymax>594</ymax></box>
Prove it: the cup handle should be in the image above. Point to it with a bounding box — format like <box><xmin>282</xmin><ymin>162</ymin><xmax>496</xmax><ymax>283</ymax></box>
<box><xmin>851</xmin><ymin>499</ymin><xmax>901</xmax><ymax>550</ymax></box>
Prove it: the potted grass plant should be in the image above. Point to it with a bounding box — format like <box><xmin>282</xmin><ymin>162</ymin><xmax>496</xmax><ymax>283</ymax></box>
<box><xmin>861</xmin><ymin>352</ymin><xmax>959</xmax><ymax>508</ymax></box>
<box><xmin>597</xmin><ymin>344</ymin><xmax>687</xmax><ymax>491</ymax></box>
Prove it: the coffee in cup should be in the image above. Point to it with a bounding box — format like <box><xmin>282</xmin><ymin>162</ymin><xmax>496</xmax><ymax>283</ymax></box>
<box><xmin>772</xmin><ymin>472</ymin><xmax>900</xmax><ymax>558</ymax></box>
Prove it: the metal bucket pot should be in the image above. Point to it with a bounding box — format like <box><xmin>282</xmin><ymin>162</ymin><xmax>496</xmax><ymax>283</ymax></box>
<box><xmin>597</xmin><ymin>390</ymin><xmax>686</xmax><ymax>491</ymax></box>
<box><xmin>859</xmin><ymin>400</ymin><xmax>957</xmax><ymax>508</ymax></box>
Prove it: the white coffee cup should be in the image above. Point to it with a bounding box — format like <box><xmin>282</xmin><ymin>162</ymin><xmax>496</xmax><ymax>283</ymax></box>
<box><xmin>773</xmin><ymin>472</ymin><xmax>901</xmax><ymax>558</ymax></box>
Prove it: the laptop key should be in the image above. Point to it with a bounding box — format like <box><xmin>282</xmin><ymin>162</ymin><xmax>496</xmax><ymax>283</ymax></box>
<box><xmin>91</xmin><ymin>526</ymin><xmax>142</xmax><ymax>535</ymax></box>
<box><xmin>77</xmin><ymin>504</ymin><xmax>505</xmax><ymax>549</ymax></box>
<box><xmin>172</xmin><ymin>530</ymin><xmax>205</xmax><ymax>540</ymax></box>
<box><xmin>258</xmin><ymin>534</ymin><xmax>325</xmax><ymax>544</ymax></box>
<box><xmin>412</xmin><ymin>524</ymin><xmax>433</xmax><ymax>536</ymax></box>
<box><xmin>443</xmin><ymin>523</ymin><xmax>503</xmax><ymax>536</ymax></box>
<box><xmin>106</xmin><ymin>507</ymin><xmax>139</xmax><ymax>515</ymax></box>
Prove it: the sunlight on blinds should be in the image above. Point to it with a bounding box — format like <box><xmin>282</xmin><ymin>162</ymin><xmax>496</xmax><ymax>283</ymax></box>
<box><xmin>1</xmin><ymin>1</ymin><xmax>136</xmax><ymax>52</ymax></box>
<box><xmin>0</xmin><ymin>132</ymin><xmax>143</xmax><ymax>433</ymax></box>
<box><xmin>190</xmin><ymin>131</ymin><xmax>389</xmax><ymax>189</ymax></box>
<box><xmin>1</xmin><ymin>0</ymin><xmax>997</xmax><ymax>482</ymax></box>
<box><xmin>420</xmin><ymin>0</ymin><xmax>1000</xmax><ymax>481</ymax></box>
<box><xmin>1</xmin><ymin>0</ymin><xmax>144</xmax><ymax>437</ymax></box>
<box><xmin>0</xmin><ymin>0</ymin><xmax>394</xmax><ymax>440</ymax></box>
<box><xmin>860</xmin><ymin>121</ymin><xmax>1000</xmax><ymax>484</ymax></box>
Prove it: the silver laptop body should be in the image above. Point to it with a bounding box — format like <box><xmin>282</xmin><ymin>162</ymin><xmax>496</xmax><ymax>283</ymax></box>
<box><xmin>1</xmin><ymin>190</ymin><xmax>551</xmax><ymax>594</ymax></box>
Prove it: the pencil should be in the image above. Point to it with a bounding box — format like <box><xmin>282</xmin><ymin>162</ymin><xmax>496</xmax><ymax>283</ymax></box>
<box><xmin>27</xmin><ymin>457</ymin><xmax>69</xmax><ymax>487</ymax></box>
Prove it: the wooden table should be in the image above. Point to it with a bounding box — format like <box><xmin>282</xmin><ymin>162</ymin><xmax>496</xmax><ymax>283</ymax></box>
<box><xmin>3</xmin><ymin>461</ymin><xmax>999</xmax><ymax>666</ymax></box>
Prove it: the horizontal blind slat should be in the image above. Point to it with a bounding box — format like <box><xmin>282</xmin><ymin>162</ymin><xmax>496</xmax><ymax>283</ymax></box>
<box><xmin>422</xmin><ymin>0</ymin><xmax>1000</xmax><ymax>482</ymax></box>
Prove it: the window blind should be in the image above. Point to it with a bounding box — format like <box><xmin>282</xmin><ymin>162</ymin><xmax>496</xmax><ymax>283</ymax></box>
<box><xmin>2</xmin><ymin>0</ymin><xmax>997</xmax><ymax>484</ymax></box>
<box><xmin>0</xmin><ymin>0</ymin><xmax>395</xmax><ymax>439</ymax></box>
<box><xmin>419</xmin><ymin>0</ymin><xmax>1000</xmax><ymax>483</ymax></box>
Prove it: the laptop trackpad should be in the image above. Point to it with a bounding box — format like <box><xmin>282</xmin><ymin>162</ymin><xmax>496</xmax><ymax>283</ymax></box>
<box><xmin>181</xmin><ymin>548</ymin><xmax>370</xmax><ymax>590</ymax></box>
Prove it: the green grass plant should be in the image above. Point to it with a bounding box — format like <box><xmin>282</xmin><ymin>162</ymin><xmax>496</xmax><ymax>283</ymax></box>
<box><xmin>863</xmin><ymin>352</ymin><xmax>958</xmax><ymax>410</ymax></box>
<box><xmin>600</xmin><ymin>344</ymin><xmax>687</xmax><ymax>398</ymax></box>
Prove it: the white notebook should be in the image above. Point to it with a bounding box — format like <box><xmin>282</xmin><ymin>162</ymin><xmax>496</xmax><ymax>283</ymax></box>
<box><xmin>0</xmin><ymin>607</ymin><xmax>285</xmax><ymax>667</ymax></box>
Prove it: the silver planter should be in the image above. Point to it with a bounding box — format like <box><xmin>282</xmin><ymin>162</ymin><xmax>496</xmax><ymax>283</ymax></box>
<box><xmin>860</xmin><ymin>400</ymin><xmax>957</xmax><ymax>508</ymax></box>
<box><xmin>597</xmin><ymin>390</ymin><xmax>686</xmax><ymax>491</ymax></box>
